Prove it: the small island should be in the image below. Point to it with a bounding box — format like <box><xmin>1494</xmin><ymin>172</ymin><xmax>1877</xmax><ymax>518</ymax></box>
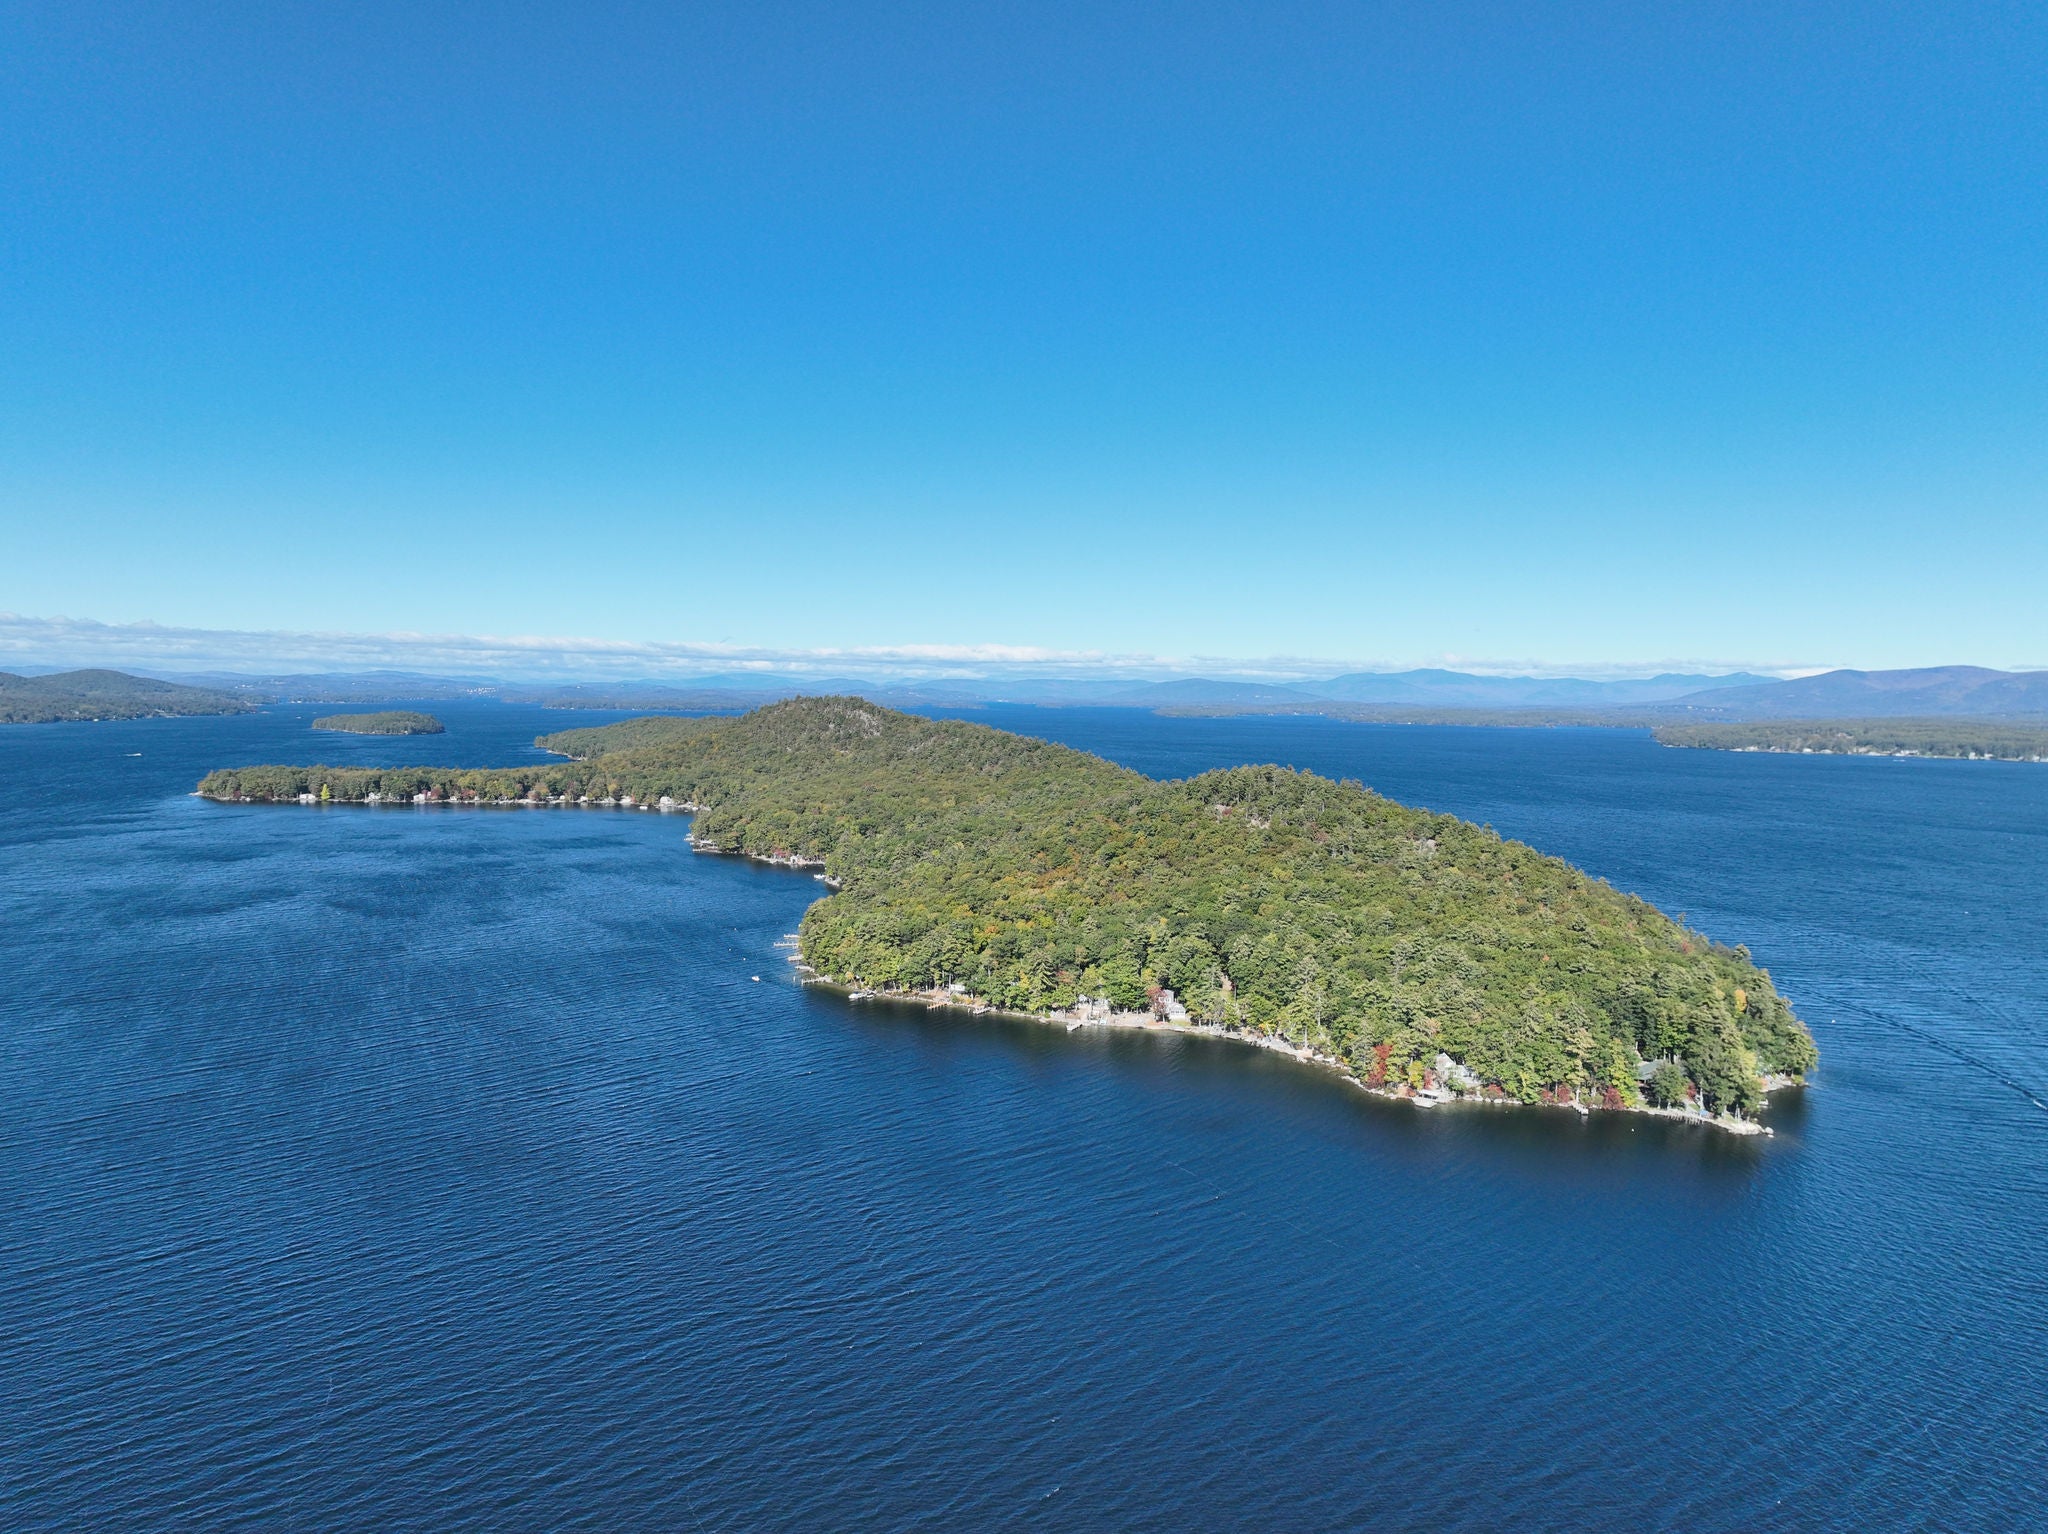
<box><xmin>1654</xmin><ymin>718</ymin><xmax>2048</xmax><ymax>762</ymax></box>
<box><xmin>311</xmin><ymin>711</ymin><xmax>446</xmax><ymax>736</ymax></box>
<box><xmin>200</xmin><ymin>698</ymin><xmax>1817</xmax><ymax>1132</ymax></box>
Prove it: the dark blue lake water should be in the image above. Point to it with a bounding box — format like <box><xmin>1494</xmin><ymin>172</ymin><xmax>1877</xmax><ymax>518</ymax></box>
<box><xmin>3</xmin><ymin>702</ymin><xmax>2044</xmax><ymax>1530</ymax></box>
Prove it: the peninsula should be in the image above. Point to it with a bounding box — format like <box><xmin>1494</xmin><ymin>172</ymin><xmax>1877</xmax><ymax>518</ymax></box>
<box><xmin>312</xmin><ymin>710</ymin><xmax>446</xmax><ymax>735</ymax></box>
<box><xmin>199</xmin><ymin>698</ymin><xmax>1817</xmax><ymax>1128</ymax></box>
<box><xmin>1654</xmin><ymin>719</ymin><xmax>2048</xmax><ymax>762</ymax></box>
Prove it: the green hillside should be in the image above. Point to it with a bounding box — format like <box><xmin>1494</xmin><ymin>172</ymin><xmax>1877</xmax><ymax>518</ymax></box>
<box><xmin>0</xmin><ymin>669</ymin><xmax>251</xmax><ymax>724</ymax></box>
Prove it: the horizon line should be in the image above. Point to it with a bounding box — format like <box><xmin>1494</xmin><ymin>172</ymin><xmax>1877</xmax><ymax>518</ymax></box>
<box><xmin>8</xmin><ymin>611</ymin><xmax>2039</xmax><ymax>686</ymax></box>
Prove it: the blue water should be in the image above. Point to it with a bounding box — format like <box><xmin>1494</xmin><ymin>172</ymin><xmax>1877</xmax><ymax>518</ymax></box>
<box><xmin>3</xmin><ymin>702</ymin><xmax>2044</xmax><ymax>1530</ymax></box>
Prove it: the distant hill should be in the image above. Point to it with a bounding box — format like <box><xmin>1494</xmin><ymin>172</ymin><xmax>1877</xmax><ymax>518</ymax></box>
<box><xmin>1672</xmin><ymin>667</ymin><xmax>2048</xmax><ymax>719</ymax></box>
<box><xmin>0</xmin><ymin>669</ymin><xmax>252</xmax><ymax>724</ymax></box>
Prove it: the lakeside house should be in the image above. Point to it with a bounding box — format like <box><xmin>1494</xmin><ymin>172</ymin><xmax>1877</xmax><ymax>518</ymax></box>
<box><xmin>1150</xmin><ymin>988</ymin><xmax>1190</xmax><ymax>1023</ymax></box>
<box><xmin>1435</xmin><ymin>1052</ymin><xmax>1480</xmax><ymax>1092</ymax></box>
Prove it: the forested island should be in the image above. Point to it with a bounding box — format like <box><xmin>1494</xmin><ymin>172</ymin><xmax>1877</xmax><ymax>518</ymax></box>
<box><xmin>199</xmin><ymin>698</ymin><xmax>1816</xmax><ymax>1130</ymax></box>
<box><xmin>1654</xmin><ymin>719</ymin><xmax>2048</xmax><ymax>762</ymax></box>
<box><xmin>1</xmin><ymin>669</ymin><xmax>251</xmax><ymax>724</ymax></box>
<box><xmin>311</xmin><ymin>710</ymin><xmax>446</xmax><ymax>735</ymax></box>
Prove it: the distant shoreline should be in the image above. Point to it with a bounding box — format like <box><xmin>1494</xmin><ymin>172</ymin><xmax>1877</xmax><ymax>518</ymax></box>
<box><xmin>1653</xmin><ymin>719</ymin><xmax>2048</xmax><ymax>763</ymax></box>
<box><xmin>1675</xmin><ymin>745</ymin><xmax>2046</xmax><ymax>762</ymax></box>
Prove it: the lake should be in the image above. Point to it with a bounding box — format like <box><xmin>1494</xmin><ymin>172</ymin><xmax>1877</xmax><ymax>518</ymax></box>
<box><xmin>2</xmin><ymin>702</ymin><xmax>2043</xmax><ymax>1530</ymax></box>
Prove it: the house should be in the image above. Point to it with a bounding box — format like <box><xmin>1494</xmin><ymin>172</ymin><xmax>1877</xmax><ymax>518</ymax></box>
<box><xmin>1152</xmin><ymin>987</ymin><xmax>1190</xmax><ymax>1023</ymax></box>
<box><xmin>1435</xmin><ymin>1052</ymin><xmax>1480</xmax><ymax>1092</ymax></box>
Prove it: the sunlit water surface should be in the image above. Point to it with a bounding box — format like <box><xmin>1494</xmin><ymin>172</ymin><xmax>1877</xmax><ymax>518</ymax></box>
<box><xmin>2</xmin><ymin>702</ymin><xmax>2043</xmax><ymax>1530</ymax></box>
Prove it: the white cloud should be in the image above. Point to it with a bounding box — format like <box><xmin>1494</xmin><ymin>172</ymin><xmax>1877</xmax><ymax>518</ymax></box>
<box><xmin>0</xmin><ymin>612</ymin><xmax>1803</xmax><ymax>684</ymax></box>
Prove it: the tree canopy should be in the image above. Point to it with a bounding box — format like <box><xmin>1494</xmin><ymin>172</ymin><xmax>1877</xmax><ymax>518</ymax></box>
<box><xmin>1</xmin><ymin>669</ymin><xmax>250</xmax><ymax>724</ymax></box>
<box><xmin>310</xmin><ymin>711</ymin><xmax>445</xmax><ymax>735</ymax></box>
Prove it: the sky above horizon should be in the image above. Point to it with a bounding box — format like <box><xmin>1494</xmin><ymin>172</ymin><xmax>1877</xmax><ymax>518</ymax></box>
<box><xmin>2</xmin><ymin>2</ymin><xmax>2043</xmax><ymax>674</ymax></box>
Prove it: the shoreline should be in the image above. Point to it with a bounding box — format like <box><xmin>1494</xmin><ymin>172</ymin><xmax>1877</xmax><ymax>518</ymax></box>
<box><xmin>199</xmin><ymin>790</ymin><xmax>706</xmax><ymax>810</ymax></box>
<box><xmin>1668</xmin><ymin>743</ymin><xmax>2048</xmax><ymax>763</ymax></box>
<box><xmin>793</xmin><ymin>968</ymin><xmax>1783</xmax><ymax>1138</ymax></box>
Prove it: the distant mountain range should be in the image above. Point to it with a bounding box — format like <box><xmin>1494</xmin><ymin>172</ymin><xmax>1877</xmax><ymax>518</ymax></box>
<box><xmin>1103</xmin><ymin>665</ymin><xmax>2048</xmax><ymax>718</ymax></box>
<box><xmin>171</xmin><ymin>666</ymin><xmax>1786</xmax><ymax>710</ymax></box>
<box><xmin>1652</xmin><ymin>666</ymin><xmax>2048</xmax><ymax>719</ymax></box>
<box><xmin>31</xmin><ymin>663</ymin><xmax>2048</xmax><ymax>724</ymax></box>
<box><xmin>1305</xmin><ymin>669</ymin><xmax>1780</xmax><ymax>707</ymax></box>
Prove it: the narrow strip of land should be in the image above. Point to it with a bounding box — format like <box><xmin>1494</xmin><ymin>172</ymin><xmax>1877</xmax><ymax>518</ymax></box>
<box><xmin>1653</xmin><ymin>718</ymin><xmax>2048</xmax><ymax>761</ymax></box>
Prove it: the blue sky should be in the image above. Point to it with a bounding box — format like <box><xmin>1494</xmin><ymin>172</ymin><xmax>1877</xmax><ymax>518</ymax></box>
<box><xmin>2</xmin><ymin>1</ymin><xmax>2043</xmax><ymax>676</ymax></box>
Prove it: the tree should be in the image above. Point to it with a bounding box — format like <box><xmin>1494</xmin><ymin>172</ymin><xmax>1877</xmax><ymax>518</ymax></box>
<box><xmin>1648</xmin><ymin>1061</ymin><xmax>1689</xmax><ymax>1108</ymax></box>
<box><xmin>1687</xmin><ymin>1015</ymin><xmax>1762</xmax><ymax>1116</ymax></box>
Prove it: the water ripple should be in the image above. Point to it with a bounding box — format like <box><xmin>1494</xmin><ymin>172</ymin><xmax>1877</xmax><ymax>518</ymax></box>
<box><xmin>1</xmin><ymin>706</ymin><xmax>2043</xmax><ymax>1530</ymax></box>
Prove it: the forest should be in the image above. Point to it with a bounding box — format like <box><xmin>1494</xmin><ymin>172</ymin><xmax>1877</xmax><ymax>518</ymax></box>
<box><xmin>200</xmin><ymin>697</ymin><xmax>1817</xmax><ymax>1117</ymax></box>
<box><xmin>310</xmin><ymin>711</ymin><xmax>446</xmax><ymax>735</ymax></box>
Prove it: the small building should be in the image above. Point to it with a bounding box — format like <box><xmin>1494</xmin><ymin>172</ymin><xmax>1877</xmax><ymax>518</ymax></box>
<box><xmin>1435</xmin><ymin>1052</ymin><xmax>1480</xmax><ymax>1092</ymax></box>
<box><xmin>1153</xmin><ymin>988</ymin><xmax>1190</xmax><ymax>1023</ymax></box>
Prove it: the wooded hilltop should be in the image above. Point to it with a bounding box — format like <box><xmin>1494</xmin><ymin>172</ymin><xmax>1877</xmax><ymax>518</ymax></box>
<box><xmin>199</xmin><ymin>697</ymin><xmax>1817</xmax><ymax>1118</ymax></box>
<box><xmin>1</xmin><ymin>668</ymin><xmax>250</xmax><ymax>724</ymax></box>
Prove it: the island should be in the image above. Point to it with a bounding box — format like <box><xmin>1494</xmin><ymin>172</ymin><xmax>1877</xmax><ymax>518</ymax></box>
<box><xmin>1654</xmin><ymin>718</ymin><xmax>2048</xmax><ymax>762</ymax></box>
<box><xmin>1</xmin><ymin>668</ymin><xmax>252</xmax><ymax>724</ymax></box>
<box><xmin>199</xmin><ymin>697</ymin><xmax>1817</xmax><ymax>1131</ymax></box>
<box><xmin>311</xmin><ymin>710</ymin><xmax>446</xmax><ymax>736</ymax></box>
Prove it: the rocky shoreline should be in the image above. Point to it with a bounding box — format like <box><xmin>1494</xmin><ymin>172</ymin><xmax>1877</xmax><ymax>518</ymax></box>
<box><xmin>206</xmin><ymin>791</ymin><xmax>1789</xmax><ymax>1137</ymax></box>
<box><xmin>788</xmin><ymin>964</ymin><xmax>1784</xmax><ymax>1138</ymax></box>
<box><xmin>202</xmin><ymin>788</ymin><xmax>705</xmax><ymax>810</ymax></box>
